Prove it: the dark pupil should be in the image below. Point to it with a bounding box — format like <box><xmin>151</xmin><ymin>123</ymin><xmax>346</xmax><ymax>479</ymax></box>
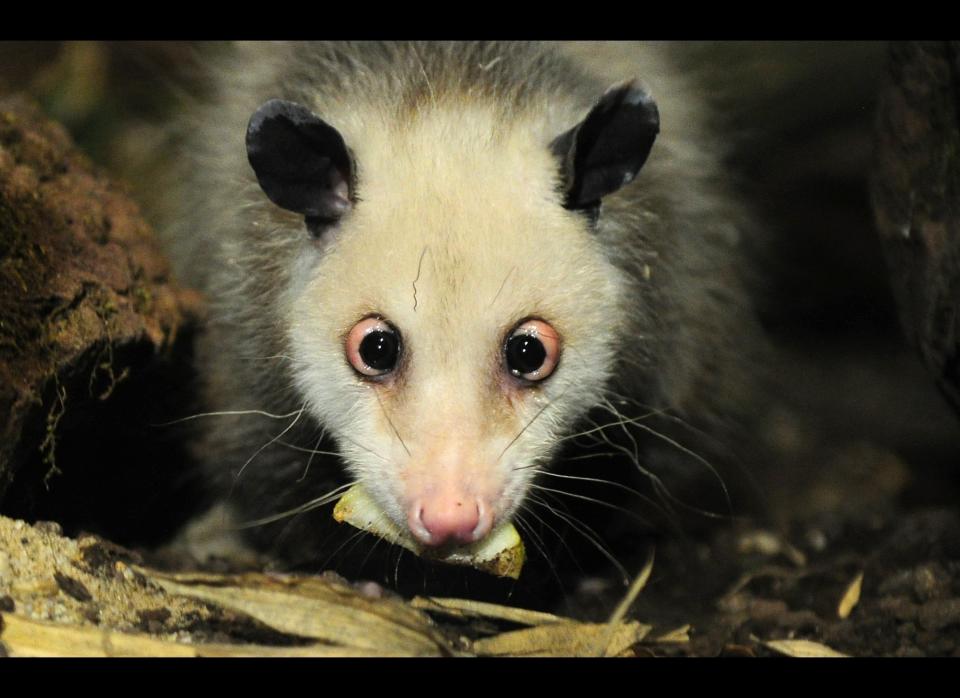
<box><xmin>507</xmin><ymin>334</ymin><xmax>546</xmax><ymax>375</ymax></box>
<box><xmin>359</xmin><ymin>330</ymin><xmax>399</xmax><ymax>371</ymax></box>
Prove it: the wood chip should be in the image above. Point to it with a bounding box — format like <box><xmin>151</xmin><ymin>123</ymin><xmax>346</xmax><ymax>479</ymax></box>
<box><xmin>764</xmin><ymin>639</ymin><xmax>849</xmax><ymax>658</ymax></box>
<box><xmin>837</xmin><ymin>571</ymin><xmax>864</xmax><ymax>619</ymax></box>
<box><xmin>737</xmin><ymin>530</ymin><xmax>807</xmax><ymax>567</ymax></box>
<box><xmin>652</xmin><ymin>625</ymin><xmax>691</xmax><ymax>643</ymax></box>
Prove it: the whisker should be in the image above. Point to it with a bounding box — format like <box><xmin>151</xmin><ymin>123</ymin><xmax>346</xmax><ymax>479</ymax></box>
<box><xmin>375</xmin><ymin>391</ymin><xmax>411</xmax><ymax>457</ymax></box>
<box><xmin>562</xmin><ymin>407</ymin><xmax>716</xmax><ymax>524</ymax></box>
<box><xmin>528</xmin><ymin>492</ymin><xmax>629</xmax><ymax>585</ymax></box>
<box><xmin>152</xmin><ymin>407</ymin><xmax>304</xmax><ymax>427</ymax></box>
<box><xmin>358</xmin><ymin>533</ymin><xmax>386</xmax><ymax>576</ymax></box>
<box><xmin>600</xmin><ymin>397</ymin><xmax>720</xmax><ymax>480</ymax></box>
<box><xmin>601</xmin><ymin>389</ymin><xmax>764</xmax><ymax>503</ymax></box>
<box><xmin>242</xmin><ymin>353</ymin><xmax>300</xmax><ymax>364</ymax></box>
<box><xmin>296</xmin><ymin>429</ymin><xmax>328</xmax><ymax>482</ymax></box>
<box><xmin>513</xmin><ymin>513</ymin><xmax>565</xmax><ymax>591</ymax></box>
<box><xmin>582</xmin><ymin>412</ymin><xmax>683</xmax><ymax>519</ymax></box>
<box><xmin>233</xmin><ymin>481</ymin><xmax>354</xmax><ymax>529</ymax></box>
<box><xmin>596</xmin><ymin>398</ymin><xmax>733</xmax><ymax>519</ymax></box>
<box><xmin>276</xmin><ymin>439</ymin><xmax>339</xmax><ymax>458</ymax></box>
<box><xmin>529</xmin><ymin>483</ymin><xmax>653</xmax><ymax>528</ymax></box>
<box><xmin>523</xmin><ymin>494</ymin><xmax>585</xmax><ymax>575</ymax></box>
<box><xmin>552</xmin><ymin>408</ymin><xmax>659</xmax><ymax>445</ymax></box>
<box><xmin>321</xmin><ymin>528</ymin><xmax>371</xmax><ymax>571</ymax></box>
<box><xmin>233</xmin><ymin>403</ymin><xmax>307</xmax><ymax>482</ymax></box>
<box><xmin>578</xmin><ymin>414</ymin><xmax>665</xmax><ymax>484</ymax></box>
<box><xmin>497</xmin><ymin>383</ymin><xmax>571</xmax><ymax>463</ymax></box>
<box><xmin>340</xmin><ymin>523</ymin><xmax>382</xmax><ymax>564</ymax></box>
<box><xmin>559</xmin><ymin>451</ymin><xmax>622</xmax><ymax>462</ymax></box>
<box><xmin>516</xmin><ymin>504</ymin><xmax>583</xmax><ymax>582</ymax></box>
<box><xmin>338</xmin><ymin>433</ymin><xmax>391</xmax><ymax>464</ymax></box>
<box><xmin>393</xmin><ymin>545</ymin><xmax>405</xmax><ymax>588</ymax></box>
<box><xmin>530</xmin><ymin>469</ymin><xmax>668</xmax><ymax>521</ymax></box>
<box><xmin>614</xmin><ymin>393</ymin><xmax>770</xmax><ymax>510</ymax></box>
<box><xmin>594</xmin><ymin>426</ymin><xmax>686</xmax><ymax>522</ymax></box>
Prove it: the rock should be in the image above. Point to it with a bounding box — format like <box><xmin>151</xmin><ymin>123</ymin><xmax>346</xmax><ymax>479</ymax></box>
<box><xmin>872</xmin><ymin>42</ymin><xmax>960</xmax><ymax>412</ymax></box>
<box><xmin>0</xmin><ymin>95</ymin><xmax>203</xmax><ymax>538</ymax></box>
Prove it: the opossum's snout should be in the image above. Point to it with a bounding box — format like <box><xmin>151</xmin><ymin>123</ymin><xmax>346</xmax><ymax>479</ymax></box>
<box><xmin>406</xmin><ymin>480</ymin><xmax>493</xmax><ymax>547</ymax></box>
<box><xmin>395</xmin><ymin>432</ymin><xmax>515</xmax><ymax>549</ymax></box>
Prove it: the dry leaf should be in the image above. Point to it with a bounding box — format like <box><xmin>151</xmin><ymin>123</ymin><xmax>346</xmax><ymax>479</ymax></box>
<box><xmin>472</xmin><ymin>621</ymin><xmax>651</xmax><ymax>657</ymax></box>
<box><xmin>144</xmin><ymin>570</ymin><xmax>451</xmax><ymax>656</ymax></box>
<box><xmin>1</xmin><ymin>612</ymin><xmax>196</xmax><ymax>657</ymax></box>
<box><xmin>0</xmin><ymin>612</ymin><xmax>402</xmax><ymax>657</ymax></box>
<box><xmin>595</xmin><ymin>549</ymin><xmax>655</xmax><ymax>656</ymax></box>
<box><xmin>411</xmin><ymin>596</ymin><xmax>566</xmax><ymax>626</ymax></box>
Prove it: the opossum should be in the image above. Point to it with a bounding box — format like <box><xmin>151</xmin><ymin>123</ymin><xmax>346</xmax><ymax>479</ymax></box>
<box><xmin>165</xmin><ymin>42</ymin><xmax>770</xmax><ymax>569</ymax></box>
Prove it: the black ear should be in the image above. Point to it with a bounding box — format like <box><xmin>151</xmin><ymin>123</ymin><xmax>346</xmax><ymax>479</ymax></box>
<box><xmin>551</xmin><ymin>80</ymin><xmax>659</xmax><ymax>211</ymax></box>
<box><xmin>246</xmin><ymin>99</ymin><xmax>354</xmax><ymax>223</ymax></box>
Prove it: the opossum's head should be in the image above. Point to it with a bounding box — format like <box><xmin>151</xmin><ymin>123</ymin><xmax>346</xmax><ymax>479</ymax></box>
<box><xmin>246</xmin><ymin>83</ymin><xmax>658</xmax><ymax>548</ymax></box>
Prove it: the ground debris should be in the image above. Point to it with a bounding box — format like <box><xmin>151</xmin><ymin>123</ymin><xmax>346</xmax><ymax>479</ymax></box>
<box><xmin>0</xmin><ymin>515</ymin><xmax>657</xmax><ymax>657</ymax></box>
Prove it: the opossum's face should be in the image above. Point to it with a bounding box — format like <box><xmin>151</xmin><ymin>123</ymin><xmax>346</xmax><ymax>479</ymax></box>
<box><xmin>247</xmin><ymin>85</ymin><xmax>658</xmax><ymax>548</ymax></box>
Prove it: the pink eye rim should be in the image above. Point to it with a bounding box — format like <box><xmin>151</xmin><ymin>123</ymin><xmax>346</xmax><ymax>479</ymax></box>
<box><xmin>503</xmin><ymin>317</ymin><xmax>561</xmax><ymax>383</ymax></box>
<box><xmin>345</xmin><ymin>315</ymin><xmax>402</xmax><ymax>378</ymax></box>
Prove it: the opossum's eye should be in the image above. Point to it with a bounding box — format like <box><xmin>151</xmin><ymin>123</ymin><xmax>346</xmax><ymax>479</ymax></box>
<box><xmin>346</xmin><ymin>317</ymin><xmax>401</xmax><ymax>377</ymax></box>
<box><xmin>504</xmin><ymin>320</ymin><xmax>560</xmax><ymax>382</ymax></box>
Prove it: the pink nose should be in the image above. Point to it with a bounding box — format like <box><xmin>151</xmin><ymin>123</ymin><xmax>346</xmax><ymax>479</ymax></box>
<box><xmin>408</xmin><ymin>496</ymin><xmax>492</xmax><ymax>547</ymax></box>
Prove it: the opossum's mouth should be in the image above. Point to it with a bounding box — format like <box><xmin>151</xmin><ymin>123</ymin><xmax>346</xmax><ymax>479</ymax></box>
<box><xmin>333</xmin><ymin>484</ymin><xmax>525</xmax><ymax>578</ymax></box>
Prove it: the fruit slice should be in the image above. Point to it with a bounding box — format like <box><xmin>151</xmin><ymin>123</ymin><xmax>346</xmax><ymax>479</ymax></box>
<box><xmin>333</xmin><ymin>485</ymin><xmax>525</xmax><ymax>579</ymax></box>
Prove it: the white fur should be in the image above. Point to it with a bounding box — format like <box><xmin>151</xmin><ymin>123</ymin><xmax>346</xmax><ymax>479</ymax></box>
<box><xmin>286</xmin><ymin>99</ymin><xmax>627</xmax><ymax>531</ymax></box>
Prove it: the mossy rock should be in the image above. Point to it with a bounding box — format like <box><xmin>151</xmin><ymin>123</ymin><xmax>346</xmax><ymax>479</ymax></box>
<box><xmin>0</xmin><ymin>95</ymin><xmax>203</xmax><ymax>538</ymax></box>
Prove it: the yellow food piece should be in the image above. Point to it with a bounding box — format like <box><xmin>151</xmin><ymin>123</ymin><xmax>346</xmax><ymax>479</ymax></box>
<box><xmin>333</xmin><ymin>485</ymin><xmax>525</xmax><ymax>579</ymax></box>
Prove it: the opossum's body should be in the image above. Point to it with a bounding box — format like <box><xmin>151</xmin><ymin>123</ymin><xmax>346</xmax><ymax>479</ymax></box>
<box><xmin>167</xmin><ymin>42</ymin><xmax>769</xmax><ymax>565</ymax></box>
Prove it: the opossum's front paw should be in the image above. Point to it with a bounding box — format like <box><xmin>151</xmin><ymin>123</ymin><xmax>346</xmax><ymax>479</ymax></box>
<box><xmin>155</xmin><ymin>503</ymin><xmax>265</xmax><ymax>571</ymax></box>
